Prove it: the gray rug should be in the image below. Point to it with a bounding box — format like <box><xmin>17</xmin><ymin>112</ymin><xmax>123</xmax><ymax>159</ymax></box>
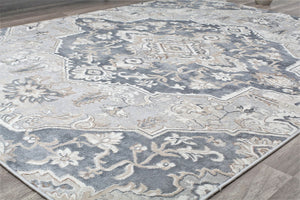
<box><xmin>0</xmin><ymin>0</ymin><xmax>299</xmax><ymax>199</ymax></box>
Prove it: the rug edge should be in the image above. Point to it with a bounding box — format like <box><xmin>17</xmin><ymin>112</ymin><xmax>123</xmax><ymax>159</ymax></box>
<box><xmin>202</xmin><ymin>130</ymin><xmax>300</xmax><ymax>200</ymax></box>
<box><xmin>0</xmin><ymin>160</ymin><xmax>53</xmax><ymax>200</ymax></box>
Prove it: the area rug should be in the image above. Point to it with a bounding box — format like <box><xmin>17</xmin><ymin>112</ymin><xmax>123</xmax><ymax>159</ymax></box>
<box><xmin>0</xmin><ymin>0</ymin><xmax>299</xmax><ymax>199</ymax></box>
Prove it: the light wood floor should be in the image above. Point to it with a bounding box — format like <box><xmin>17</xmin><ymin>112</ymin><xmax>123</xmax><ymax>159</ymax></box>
<box><xmin>0</xmin><ymin>0</ymin><xmax>299</xmax><ymax>199</ymax></box>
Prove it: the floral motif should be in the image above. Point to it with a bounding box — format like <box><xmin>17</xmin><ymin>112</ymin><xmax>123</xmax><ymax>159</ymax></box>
<box><xmin>23</xmin><ymin>134</ymin><xmax>39</xmax><ymax>144</ymax></box>
<box><xmin>164</xmin><ymin>133</ymin><xmax>196</xmax><ymax>146</ymax></box>
<box><xmin>156</xmin><ymin>159</ymin><xmax>176</xmax><ymax>170</ymax></box>
<box><xmin>3</xmin><ymin>78</ymin><xmax>62</xmax><ymax>103</ymax></box>
<box><xmin>137</xmin><ymin>117</ymin><xmax>163</xmax><ymax>129</ymax></box>
<box><xmin>212</xmin><ymin>72</ymin><xmax>232</xmax><ymax>82</ymax></box>
<box><xmin>50</xmin><ymin>148</ymin><xmax>84</xmax><ymax>168</ymax></box>
<box><xmin>69</xmin><ymin>65</ymin><xmax>116</xmax><ymax>82</ymax></box>
<box><xmin>0</xmin><ymin>136</ymin><xmax>16</xmax><ymax>162</ymax></box>
<box><xmin>83</xmin><ymin>132</ymin><xmax>124</xmax><ymax>153</ymax></box>
<box><xmin>177</xmin><ymin>146</ymin><xmax>224</xmax><ymax>162</ymax></box>
<box><xmin>73</xmin><ymin>92</ymin><xmax>108</xmax><ymax>107</ymax></box>
<box><xmin>130</xmin><ymin>143</ymin><xmax>148</xmax><ymax>153</ymax></box>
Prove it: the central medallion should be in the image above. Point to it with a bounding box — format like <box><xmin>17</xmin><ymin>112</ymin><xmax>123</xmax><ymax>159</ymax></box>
<box><xmin>57</xmin><ymin>18</ymin><xmax>299</xmax><ymax>96</ymax></box>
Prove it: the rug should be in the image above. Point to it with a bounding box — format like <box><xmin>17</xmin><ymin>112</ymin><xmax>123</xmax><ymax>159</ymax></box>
<box><xmin>0</xmin><ymin>0</ymin><xmax>299</xmax><ymax>199</ymax></box>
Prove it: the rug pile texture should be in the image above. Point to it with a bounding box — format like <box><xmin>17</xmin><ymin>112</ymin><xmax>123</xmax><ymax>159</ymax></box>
<box><xmin>0</xmin><ymin>0</ymin><xmax>299</xmax><ymax>199</ymax></box>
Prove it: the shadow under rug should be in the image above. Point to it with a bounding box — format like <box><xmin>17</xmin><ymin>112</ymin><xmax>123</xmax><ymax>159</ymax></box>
<box><xmin>0</xmin><ymin>0</ymin><xmax>299</xmax><ymax>199</ymax></box>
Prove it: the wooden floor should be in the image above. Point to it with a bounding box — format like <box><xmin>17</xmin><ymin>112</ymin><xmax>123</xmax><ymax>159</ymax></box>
<box><xmin>0</xmin><ymin>0</ymin><xmax>299</xmax><ymax>199</ymax></box>
<box><xmin>0</xmin><ymin>0</ymin><xmax>146</xmax><ymax>28</ymax></box>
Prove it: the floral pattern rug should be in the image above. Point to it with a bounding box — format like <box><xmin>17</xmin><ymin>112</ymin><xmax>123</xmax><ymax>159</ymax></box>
<box><xmin>0</xmin><ymin>0</ymin><xmax>299</xmax><ymax>199</ymax></box>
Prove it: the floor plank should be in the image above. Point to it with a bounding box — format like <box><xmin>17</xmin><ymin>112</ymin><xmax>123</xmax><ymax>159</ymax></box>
<box><xmin>211</xmin><ymin>164</ymin><xmax>293</xmax><ymax>200</ymax></box>
<box><xmin>0</xmin><ymin>1</ymin><xmax>146</xmax><ymax>28</ymax></box>
<box><xmin>295</xmin><ymin>170</ymin><xmax>300</xmax><ymax>180</ymax></box>
<box><xmin>262</xmin><ymin>135</ymin><xmax>300</xmax><ymax>177</ymax></box>
<box><xmin>268</xmin><ymin>177</ymin><xmax>300</xmax><ymax>200</ymax></box>
<box><xmin>0</xmin><ymin>167</ymin><xmax>44</xmax><ymax>200</ymax></box>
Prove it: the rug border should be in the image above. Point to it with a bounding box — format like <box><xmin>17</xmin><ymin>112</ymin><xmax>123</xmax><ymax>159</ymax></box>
<box><xmin>202</xmin><ymin>131</ymin><xmax>300</xmax><ymax>200</ymax></box>
<box><xmin>0</xmin><ymin>132</ymin><xmax>298</xmax><ymax>200</ymax></box>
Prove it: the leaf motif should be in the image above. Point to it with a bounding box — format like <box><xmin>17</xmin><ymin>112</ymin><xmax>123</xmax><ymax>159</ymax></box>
<box><xmin>185</xmin><ymin>141</ymin><xmax>197</xmax><ymax>146</ymax></box>
<box><xmin>177</xmin><ymin>146</ymin><xmax>196</xmax><ymax>161</ymax></box>
<box><xmin>27</xmin><ymin>156</ymin><xmax>51</xmax><ymax>165</ymax></box>
<box><xmin>114</xmin><ymin>164</ymin><xmax>135</xmax><ymax>180</ymax></box>
<box><xmin>151</xmin><ymin>142</ymin><xmax>159</xmax><ymax>152</ymax></box>
<box><xmin>177</xmin><ymin>146</ymin><xmax>223</xmax><ymax>162</ymax></box>
<box><xmin>178</xmin><ymin>151</ymin><xmax>204</xmax><ymax>162</ymax></box>
<box><xmin>83</xmin><ymin>134</ymin><xmax>99</xmax><ymax>145</ymax></box>
<box><xmin>210</xmin><ymin>151</ymin><xmax>224</xmax><ymax>162</ymax></box>
<box><xmin>132</xmin><ymin>183</ymin><xmax>148</xmax><ymax>194</ymax></box>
